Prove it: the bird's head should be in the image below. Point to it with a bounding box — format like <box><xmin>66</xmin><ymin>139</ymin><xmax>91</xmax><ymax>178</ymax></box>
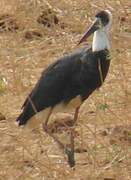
<box><xmin>78</xmin><ymin>10</ymin><xmax>112</xmax><ymax>45</ymax></box>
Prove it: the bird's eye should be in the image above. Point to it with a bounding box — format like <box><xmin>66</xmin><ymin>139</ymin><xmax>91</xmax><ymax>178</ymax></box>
<box><xmin>95</xmin><ymin>18</ymin><xmax>103</xmax><ymax>28</ymax></box>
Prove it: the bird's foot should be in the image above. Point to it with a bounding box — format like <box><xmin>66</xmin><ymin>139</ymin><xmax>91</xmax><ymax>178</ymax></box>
<box><xmin>64</xmin><ymin>147</ymin><xmax>75</xmax><ymax>167</ymax></box>
<box><xmin>42</xmin><ymin>123</ymin><xmax>76</xmax><ymax>167</ymax></box>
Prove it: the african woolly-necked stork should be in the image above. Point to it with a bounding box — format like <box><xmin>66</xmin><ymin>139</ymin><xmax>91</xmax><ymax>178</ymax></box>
<box><xmin>17</xmin><ymin>10</ymin><xmax>112</xmax><ymax>167</ymax></box>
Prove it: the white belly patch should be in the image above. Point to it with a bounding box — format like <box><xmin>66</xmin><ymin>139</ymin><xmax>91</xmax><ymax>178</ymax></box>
<box><xmin>26</xmin><ymin>95</ymin><xmax>82</xmax><ymax>129</ymax></box>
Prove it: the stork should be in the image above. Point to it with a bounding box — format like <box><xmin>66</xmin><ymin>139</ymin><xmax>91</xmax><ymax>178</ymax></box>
<box><xmin>16</xmin><ymin>10</ymin><xmax>112</xmax><ymax>167</ymax></box>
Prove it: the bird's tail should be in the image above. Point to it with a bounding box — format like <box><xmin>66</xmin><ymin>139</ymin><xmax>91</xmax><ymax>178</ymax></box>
<box><xmin>16</xmin><ymin>107</ymin><xmax>35</xmax><ymax>126</ymax></box>
<box><xmin>16</xmin><ymin>112</ymin><xmax>27</xmax><ymax>126</ymax></box>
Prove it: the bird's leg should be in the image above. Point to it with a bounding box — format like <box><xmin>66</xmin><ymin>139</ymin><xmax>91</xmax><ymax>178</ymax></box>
<box><xmin>45</xmin><ymin>108</ymin><xmax>53</xmax><ymax>127</ymax></box>
<box><xmin>65</xmin><ymin>106</ymin><xmax>80</xmax><ymax>167</ymax></box>
<box><xmin>42</xmin><ymin>107</ymin><xmax>80</xmax><ymax>167</ymax></box>
<box><xmin>65</xmin><ymin>129</ymin><xmax>75</xmax><ymax>167</ymax></box>
<box><xmin>72</xmin><ymin>106</ymin><xmax>80</xmax><ymax>124</ymax></box>
<box><xmin>42</xmin><ymin>109</ymin><xmax>65</xmax><ymax>151</ymax></box>
<box><xmin>42</xmin><ymin>108</ymin><xmax>52</xmax><ymax>133</ymax></box>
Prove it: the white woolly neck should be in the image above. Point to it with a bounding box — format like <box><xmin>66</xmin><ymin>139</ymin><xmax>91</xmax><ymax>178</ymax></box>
<box><xmin>92</xmin><ymin>10</ymin><xmax>112</xmax><ymax>52</ymax></box>
<box><xmin>92</xmin><ymin>27</ymin><xmax>110</xmax><ymax>52</ymax></box>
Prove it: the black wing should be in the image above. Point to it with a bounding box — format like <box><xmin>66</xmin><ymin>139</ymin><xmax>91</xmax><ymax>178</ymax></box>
<box><xmin>16</xmin><ymin>47</ymin><xmax>89</xmax><ymax>125</ymax></box>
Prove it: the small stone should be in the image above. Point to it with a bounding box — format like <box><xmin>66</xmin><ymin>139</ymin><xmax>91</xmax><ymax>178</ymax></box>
<box><xmin>0</xmin><ymin>112</ymin><xmax>6</xmax><ymax>120</ymax></box>
<box><xmin>24</xmin><ymin>30</ymin><xmax>42</xmax><ymax>40</ymax></box>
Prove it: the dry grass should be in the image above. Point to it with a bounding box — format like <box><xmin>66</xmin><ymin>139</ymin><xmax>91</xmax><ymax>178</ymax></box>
<box><xmin>0</xmin><ymin>0</ymin><xmax>131</xmax><ymax>179</ymax></box>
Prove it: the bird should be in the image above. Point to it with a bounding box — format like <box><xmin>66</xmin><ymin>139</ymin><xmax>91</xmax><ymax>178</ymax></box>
<box><xmin>16</xmin><ymin>10</ymin><xmax>112</xmax><ymax>167</ymax></box>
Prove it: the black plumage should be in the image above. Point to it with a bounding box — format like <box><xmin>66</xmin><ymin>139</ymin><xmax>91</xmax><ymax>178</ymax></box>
<box><xmin>17</xmin><ymin>47</ymin><xmax>110</xmax><ymax>125</ymax></box>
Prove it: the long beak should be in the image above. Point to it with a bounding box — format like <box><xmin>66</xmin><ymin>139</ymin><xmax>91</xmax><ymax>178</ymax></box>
<box><xmin>78</xmin><ymin>18</ymin><xmax>100</xmax><ymax>45</ymax></box>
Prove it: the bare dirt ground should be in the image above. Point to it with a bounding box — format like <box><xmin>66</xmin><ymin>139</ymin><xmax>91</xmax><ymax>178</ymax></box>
<box><xmin>0</xmin><ymin>0</ymin><xmax>131</xmax><ymax>179</ymax></box>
